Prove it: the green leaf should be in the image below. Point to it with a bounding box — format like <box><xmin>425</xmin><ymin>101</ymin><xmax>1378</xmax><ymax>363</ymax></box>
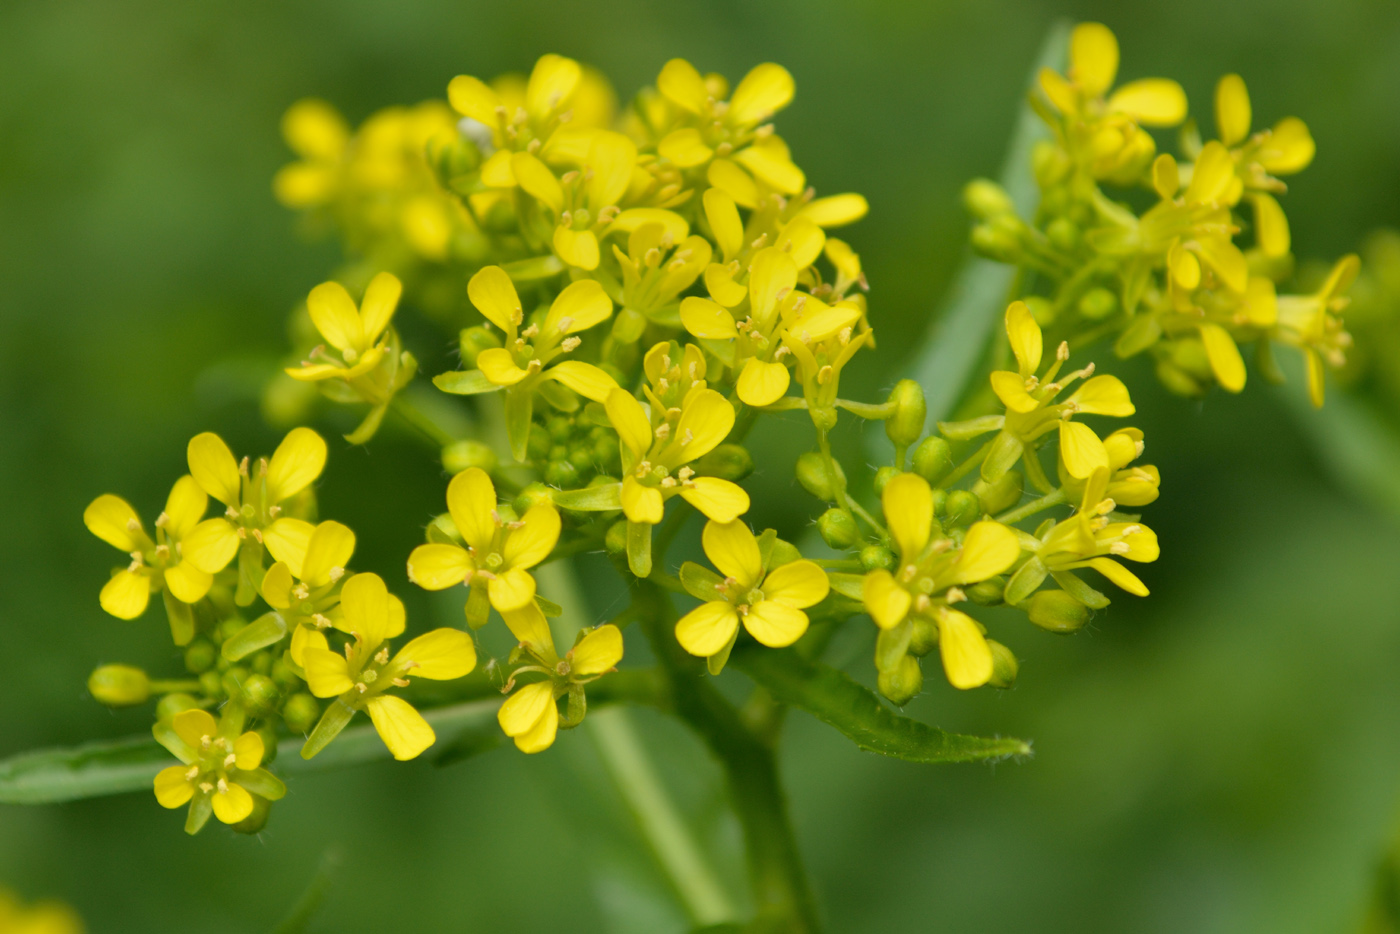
<box><xmin>1280</xmin><ymin>373</ymin><xmax>1400</xmax><ymax>519</ymax></box>
<box><xmin>731</xmin><ymin>646</ymin><xmax>1030</xmax><ymax>763</ymax></box>
<box><xmin>0</xmin><ymin>699</ymin><xmax>499</xmax><ymax>805</ymax></box>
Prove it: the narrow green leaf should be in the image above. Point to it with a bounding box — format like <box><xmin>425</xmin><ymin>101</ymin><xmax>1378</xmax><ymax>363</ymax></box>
<box><xmin>731</xmin><ymin>646</ymin><xmax>1030</xmax><ymax>763</ymax></box>
<box><xmin>271</xmin><ymin>852</ymin><xmax>340</xmax><ymax>934</ymax></box>
<box><xmin>1281</xmin><ymin>374</ymin><xmax>1400</xmax><ymax>519</ymax></box>
<box><xmin>0</xmin><ymin>699</ymin><xmax>499</xmax><ymax>805</ymax></box>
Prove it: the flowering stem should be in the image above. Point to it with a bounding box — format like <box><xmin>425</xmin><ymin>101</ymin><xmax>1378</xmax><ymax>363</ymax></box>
<box><xmin>995</xmin><ymin>487</ymin><xmax>1068</xmax><ymax>524</ymax></box>
<box><xmin>939</xmin><ymin>438</ymin><xmax>993</xmax><ymax>488</ymax></box>
<box><xmin>389</xmin><ymin>394</ymin><xmax>456</xmax><ymax>448</ymax></box>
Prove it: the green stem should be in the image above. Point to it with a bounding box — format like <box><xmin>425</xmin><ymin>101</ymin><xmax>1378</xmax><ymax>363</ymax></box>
<box><xmin>995</xmin><ymin>487</ymin><xmax>1068</xmax><ymax>524</ymax></box>
<box><xmin>939</xmin><ymin>439</ymin><xmax>993</xmax><ymax>488</ymax></box>
<box><xmin>390</xmin><ymin>394</ymin><xmax>456</xmax><ymax>448</ymax></box>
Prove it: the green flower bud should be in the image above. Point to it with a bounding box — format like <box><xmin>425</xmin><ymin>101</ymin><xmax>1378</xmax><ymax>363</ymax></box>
<box><xmin>963</xmin><ymin>178</ymin><xmax>1015</xmax><ymax>220</ymax></box>
<box><xmin>1032</xmin><ymin>139</ymin><xmax>1071</xmax><ymax>187</ymax></box>
<box><xmin>1155</xmin><ymin>359</ymin><xmax>1204</xmax><ymax>397</ymax></box>
<box><xmin>970</xmin><ymin>214</ymin><xmax>1026</xmax><ymax>263</ymax></box>
<box><xmin>198</xmin><ymin>670</ymin><xmax>224</xmax><ymax>698</ymax></box>
<box><xmin>443</xmin><ymin>439</ymin><xmax>497</xmax><ymax>475</ymax></box>
<box><xmin>156</xmin><ymin>693</ymin><xmax>201</xmax><ymax>722</ymax></box>
<box><xmin>987</xmin><ymin>639</ymin><xmax>1018</xmax><ymax>689</ymax></box>
<box><xmin>694</xmin><ymin>443</ymin><xmax>754</xmax><ymax>482</ymax></box>
<box><xmin>239</xmin><ymin>674</ymin><xmax>280</xmax><ymax>711</ymax></box>
<box><xmin>1078</xmin><ymin>287</ymin><xmax>1118</xmax><ymax>321</ymax></box>
<box><xmin>796</xmin><ymin>451</ymin><xmax>845</xmax><ymax>501</ymax></box>
<box><xmin>545</xmin><ymin>458</ymin><xmax>580</xmax><ymax>489</ymax></box>
<box><xmin>884</xmin><ymin>380</ymin><xmax>926</xmax><ymax>449</ymax></box>
<box><xmin>527</xmin><ymin>424</ymin><xmax>552</xmax><ymax>460</ymax></box>
<box><xmin>967</xmin><ymin>575</ymin><xmax>1006</xmax><ymax>606</ymax></box>
<box><xmin>220</xmin><ymin>667</ymin><xmax>250</xmax><ymax>700</ymax></box>
<box><xmin>877</xmin><ymin>654</ymin><xmax>923</xmax><ymax>706</ymax></box>
<box><xmin>817</xmin><ymin>508</ymin><xmax>860</xmax><ymax>549</ymax></box>
<box><xmin>458</xmin><ymin>326</ymin><xmax>501</xmax><ymax>369</ymax></box>
<box><xmin>183</xmin><ymin>639</ymin><xmax>216</xmax><ymax>674</ymax></box>
<box><xmin>250</xmin><ymin>650</ymin><xmax>273</xmax><ymax>676</ymax></box>
<box><xmin>567</xmin><ymin>444</ymin><xmax>595</xmax><ymax>472</ymax></box>
<box><xmin>610</xmin><ymin>307</ymin><xmax>647</xmax><ymax>344</ymax></box>
<box><xmin>1046</xmin><ymin>216</ymin><xmax>1081</xmax><ymax>253</ymax></box>
<box><xmin>547</xmin><ymin>416</ymin><xmax>573</xmax><ymax>443</ymax></box>
<box><xmin>909</xmin><ymin>616</ymin><xmax>937</xmax><ymax>657</ymax></box>
<box><xmin>1024</xmin><ymin>295</ymin><xmax>1055</xmax><ymax>327</ymax></box>
<box><xmin>944</xmin><ymin>489</ymin><xmax>980</xmax><ymax>527</ymax></box>
<box><xmin>859</xmin><ymin>543</ymin><xmax>894</xmax><ymax>572</ymax></box>
<box><xmin>88</xmin><ymin>664</ymin><xmax>150</xmax><ymax>707</ymax></box>
<box><xmin>930</xmin><ymin>487</ymin><xmax>947</xmax><ymax>516</ymax></box>
<box><xmin>605</xmin><ymin>520</ymin><xmax>629</xmax><ymax>555</ymax></box>
<box><xmin>911</xmin><ymin>436</ymin><xmax>953</xmax><ymax>484</ymax></box>
<box><xmin>593</xmin><ymin>434</ymin><xmax>621</xmax><ymax>470</ymax></box>
<box><xmin>972</xmin><ymin>469</ymin><xmax>1022</xmax><ymax>515</ymax></box>
<box><xmin>216</xmin><ymin>617</ymin><xmax>245</xmax><ymax>644</ymax></box>
<box><xmin>230</xmin><ymin>794</ymin><xmax>273</xmax><ymax>836</ymax></box>
<box><xmin>1027</xmin><ymin>589</ymin><xmax>1090</xmax><ymax>633</ymax></box>
<box><xmin>255</xmin><ymin>726</ymin><xmax>279</xmax><ymax>764</ymax></box>
<box><xmin>282</xmin><ymin>693</ymin><xmax>321</xmax><ymax>734</ymax></box>
<box><xmin>429</xmin><ymin>134</ymin><xmax>482</xmax><ymax>178</ymax></box>
<box><xmin>270</xmin><ymin>654</ymin><xmax>299</xmax><ymax>689</ymax></box>
<box><xmin>514</xmin><ymin>482</ymin><xmax>554</xmax><ymax>515</ymax></box>
<box><xmin>873</xmin><ymin>466</ymin><xmax>899</xmax><ymax>495</ymax></box>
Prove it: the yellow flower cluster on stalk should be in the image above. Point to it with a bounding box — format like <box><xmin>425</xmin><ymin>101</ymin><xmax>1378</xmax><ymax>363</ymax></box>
<box><xmin>77</xmin><ymin>25</ymin><xmax>1362</xmax><ymax>838</ymax></box>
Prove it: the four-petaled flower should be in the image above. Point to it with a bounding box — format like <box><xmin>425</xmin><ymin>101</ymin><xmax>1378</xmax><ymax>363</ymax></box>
<box><xmin>286</xmin><ymin>272</ymin><xmax>403</xmax><ymax>382</ymax></box>
<box><xmin>153</xmin><ymin>709</ymin><xmax>286</xmax><ymax>835</ymax></box>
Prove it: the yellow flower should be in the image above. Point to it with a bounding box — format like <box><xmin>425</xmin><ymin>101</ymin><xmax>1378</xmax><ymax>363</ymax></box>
<box><xmin>861</xmin><ymin>473</ymin><xmax>1021</xmax><ymax>690</ymax></box>
<box><xmin>183</xmin><ymin>427</ymin><xmax>327</xmax><ymax>604</ymax></box>
<box><xmin>286</xmin><ymin>272</ymin><xmax>402</xmax><ymax>382</ymax></box>
<box><xmin>83</xmin><ymin>475</ymin><xmax>234</xmax><ymax>643</ymax></box>
<box><xmin>675</xmin><ymin>520</ymin><xmax>829</xmax><ymax>671</ymax></box>
<box><xmin>0</xmin><ymin>889</ymin><xmax>84</xmax><ymax>934</ymax></box>
<box><xmin>448</xmin><ymin>54</ymin><xmax>607</xmax><ymax>162</ymax></box>
<box><xmin>272</xmin><ymin>98</ymin><xmax>349</xmax><ymax>208</ymax></box>
<box><xmin>406</xmin><ymin>467</ymin><xmax>560</xmax><ymax>625</ymax></box>
<box><xmin>1143</xmin><ymin>145</ymin><xmax>1249</xmax><ymax>297</ymax></box>
<box><xmin>1275</xmin><ymin>254</ymin><xmax>1360</xmax><ymax>406</ymax></box>
<box><xmin>1028</xmin><ymin>466</ymin><xmax>1159</xmax><ymax>599</ymax></box>
<box><xmin>251</xmin><ymin>519</ymin><xmax>357</xmax><ymax>665</ymax></box>
<box><xmin>613</xmin><ymin>223</ymin><xmax>712</xmax><ymax>328</ymax></box>
<box><xmin>300</xmin><ymin>572</ymin><xmax>477</xmax><ymax>761</ymax></box>
<box><xmin>436</xmin><ymin>266</ymin><xmax>618</xmax><ymax>460</ymax></box>
<box><xmin>1057</xmin><ymin>427</ymin><xmax>1160</xmax><ymax>507</ymax></box>
<box><xmin>153</xmin><ymin>709</ymin><xmax>286</xmax><ymax>834</ymax></box>
<box><xmin>497</xmin><ymin>602</ymin><xmax>624</xmax><ymax>753</ymax></box>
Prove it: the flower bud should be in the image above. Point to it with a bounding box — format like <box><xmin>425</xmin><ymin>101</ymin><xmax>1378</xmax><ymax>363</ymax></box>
<box><xmin>220</xmin><ymin>667</ymin><xmax>250</xmax><ymax>699</ymax></box>
<box><xmin>911</xmin><ymin>436</ymin><xmax>953</xmax><ymax>484</ymax></box>
<box><xmin>1046</xmin><ymin>216</ymin><xmax>1081</xmax><ymax>253</ymax></box>
<box><xmin>282</xmin><ymin>693</ymin><xmax>321</xmax><ymax>734</ymax></box>
<box><xmin>545</xmin><ymin>458</ymin><xmax>580</xmax><ymax>488</ymax></box>
<box><xmin>231</xmin><ymin>794</ymin><xmax>273</xmax><ymax>836</ymax></box>
<box><xmin>217</xmin><ymin>617</ymin><xmax>245</xmax><ymax>644</ymax></box>
<box><xmin>796</xmin><ymin>451</ymin><xmax>845</xmax><ymax>502</ymax></box>
<box><xmin>88</xmin><ymin>665</ymin><xmax>150</xmax><ymax>707</ymax></box>
<box><xmin>884</xmin><ymin>379</ymin><xmax>926</xmax><ymax>449</ymax></box>
<box><xmin>1032</xmin><ymin>139</ymin><xmax>1071</xmax><ymax>187</ymax></box>
<box><xmin>1078</xmin><ymin>287</ymin><xmax>1118</xmax><ymax>321</ymax></box>
<box><xmin>443</xmin><ymin>439</ymin><xmax>497</xmax><ymax>474</ymax></box>
<box><xmin>944</xmin><ymin>489</ymin><xmax>980</xmax><ymax>527</ymax></box>
<box><xmin>1027</xmin><ymin>589</ymin><xmax>1090</xmax><ymax>633</ymax></box>
<box><xmin>986</xmin><ymin>639</ymin><xmax>1018</xmax><ymax>688</ymax></box>
<box><xmin>430</xmin><ymin>134</ymin><xmax>482</xmax><ymax>178</ymax></box>
<box><xmin>859</xmin><ymin>543</ymin><xmax>894</xmax><ymax>572</ymax></box>
<box><xmin>817</xmin><ymin>508</ymin><xmax>860</xmax><ymax>549</ymax></box>
<box><xmin>198</xmin><ymin>670</ymin><xmax>223</xmax><ymax>698</ymax></box>
<box><xmin>1154</xmin><ymin>360</ymin><xmax>1204</xmax><ymax>398</ymax></box>
<box><xmin>909</xmin><ymin>616</ymin><xmax>937</xmax><ymax>657</ymax></box>
<box><xmin>963</xmin><ymin>178</ymin><xmax>1015</xmax><ymax>220</ymax></box>
<box><xmin>458</xmin><ymin>326</ymin><xmax>502</xmax><ymax>369</ymax></box>
<box><xmin>239</xmin><ymin>674</ymin><xmax>280</xmax><ymax>711</ymax></box>
<box><xmin>877</xmin><ymin>654</ymin><xmax>923</xmax><ymax>706</ymax></box>
<box><xmin>610</xmin><ymin>307</ymin><xmax>648</xmax><ymax>344</ymax></box>
<box><xmin>971</xmin><ymin>215</ymin><xmax>1026</xmax><ymax>263</ymax></box>
<box><xmin>256</xmin><ymin>726</ymin><xmax>279</xmax><ymax>764</ymax></box>
<box><xmin>972</xmin><ymin>469</ymin><xmax>1022</xmax><ymax>515</ymax></box>
<box><xmin>514</xmin><ymin>482</ymin><xmax>554</xmax><ymax>515</ymax></box>
<box><xmin>156</xmin><ymin>693</ymin><xmax>201</xmax><ymax>722</ymax></box>
<box><xmin>184</xmin><ymin>639</ymin><xmax>216</xmax><ymax>674</ymax></box>
<box><xmin>967</xmin><ymin>575</ymin><xmax>1006</xmax><ymax>606</ymax></box>
<box><xmin>873</xmin><ymin>466</ymin><xmax>899</xmax><ymax>495</ymax></box>
<box><xmin>695</xmin><ymin>443</ymin><xmax>755</xmax><ymax>481</ymax></box>
<box><xmin>1024</xmin><ymin>295</ymin><xmax>1055</xmax><ymax>327</ymax></box>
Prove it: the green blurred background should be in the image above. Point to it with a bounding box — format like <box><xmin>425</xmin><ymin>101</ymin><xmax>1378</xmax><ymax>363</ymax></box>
<box><xmin>3</xmin><ymin>0</ymin><xmax>1399</xmax><ymax>930</ymax></box>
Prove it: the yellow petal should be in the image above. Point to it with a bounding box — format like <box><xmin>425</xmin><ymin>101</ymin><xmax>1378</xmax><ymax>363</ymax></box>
<box><xmin>1107</xmin><ymin>79</ymin><xmax>1187</xmax><ymax>126</ymax></box>
<box><xmin>267</xmin><ymin>427</ymin><xmax>327</xmax><ymax>503</ymax></box>
<box><xmin>707</xmin><ymin>158</ymin><xmax>758</xmax><ymax>208</ymax></box>
<box><xmin>586</xmin><ymin>131</ymin><xmax>636</xmax><ymax>210</ymax></box>
<box><xmin>762</xmin><ymin>559</ymin><xmax>829</xmax><ymax>609</ymax></box>
<box><xmin>340</xmin><ymin>572</ymin><xmax>405</xmax><ymax>644</ymax></box>
<box><xmin>163</xmin><ymin>475</ymin><xmax>208</xmax><ymax>540</ymax></box>
<box><xmin>1215</xmin><ymin>73</ymin><xmax>1251</xmax><ymax>146</ymax></box>
<box><xmin>498</xmin><ymin>680</ymin><xmax>555</xmax><ymax>736</ymax></box>
<box><xmin>786</xmin><ymin>301</ymin><xmax>861</xmax><ymax>343</ymax></box>
<box><xmin>1103</xmin><ymin>427</ymin><xmax>1145</xmax><ymax>470</ymax></box>
<box><xmin>1005</xmin><ymin>300</ymin><xmax>1042</xmax><ymax>377</ymax></box>
<box><xmin>187</xmin><ymin>432</ymin><xmax>241</xmax><ymax>507</ymax></box>
<box><xmin>1258</xmin><ymin>117</ymin><xmax>1314</xmax><ymax>175</ymax></box>
<box><xmin>796</xmin><ymin>193</ymin><xmax>868</xmax><ymax>228</ymax></box>
<box><xmin>447</xmin><ymin>74</ymin><xmax>501</xmax><ymax>125</ymax></box>
<box><xmin>525</xmin><ymin>53</ymin><xmax>581</xmax><ymax>121</ymax></box>
<box><xmin>479</xmin><ymin>149</ymin><xmax>516</xmax><ymax>188</ymax></box>
<box><xmin>100</xmin><ymin>569</ymin><xmax>151</xmax><ymax>619</ymax></box>
<box><xmin>681</xmin><ymin>296</ymin><xmax>739</xmax><ymax>339</ymax></box>
<box><xmin>703</xmin><ymin>188</ymin><xmax>743</xmax><ymax>261</ymax></box>
<box><xmin>704</xmin><ymin>263</ymin><xmax>748</xmax><ymax>307</ymax></box>
<box><xmin>306</xmin><ymin>280</ymin><xmax>365</xmax><ymax>352</ymax></box>
<box><xmin>514</xmin><ymin>697</ymin><xmax>559</xmax><ymax>753</ymax></box>
<box><xmin>1152</xmin><ymin>154</ymin><xmax>1180</xmax><ymax>200</ymax></box>
<box><xmin>290</xmin><ymin>625</ymin><xmax>326</xmax><ymax>668</ymax></box>
<box><xmin>366</xmin><ymin>694</ymin><xmax>436</xmax><ymax>761</ymax></box>
<box><xmin>211</xmin><ymin>781</ymin><xmax>254</xmax><ymax>824</ymax></box>
<box><xmin>281</xmin><ymin>98</ymin><xmax>348</xmax><ymax>160</ymax></box>
<box><xmin>937</xmin><ymin>608</ymin><xmax>994</xmax><ymax>690</ymax></box>
<box><xmin>571</xmin><ymin>624</ymin><xmax>624</xmax><ymax>675</ymax></box>
<box><xmin>728</xmin><ymin>63</ymin><xmax>794</xmax><ymax>126</ymax></box>
<box><xmin>511</xmin><ymin>151</ymin><xmax>564</xmax><ymax>214</ymax></box>
<box><xmin>489</xmin><ymin>567</ymin><xmax>537</xmax><ymax>612</ymax></box>
<box><xmin>862</xmin><ymin>569</ymin><xmax>911</xmax><ymax>629</ymax></box>
<box><xmin>1039</xmin><ymin>67</ymin><xmax>1078</xmax><ymax>115</ymax></box>
<box><xmin>263</xmin><ymin>518</ymin><xmax>315</xmax><ymax>577</ymax></box>
<box><xmin>467</xmin><ymin>265</ymin><xmax>523</xmax><ymax>332</ymax></box>
<box><xmin>359</xmin><ymin>271</ymin><xmax>402</xmax><ymax>344</ymax></box>
<box><xmin>153</xmin><ymin>766</ymin><xmax>194</xmax><ymax>808</ymax></box>
<box><xmin>775</xmin><ymin>218</ymin><xmax>825</xmax><ymax>270</ymax></box>
<box><xmin>1068</xmin><ymin>375</ymin><xmax>1135</xmax><ymax>416</ymax></box>
<box><xmin>406</xmin><ymin>543</ymin><xmax>472</xmax><ymax>590</ymax></box>
<box><xmin>948</xmin><ymin>521</ymin><xmax>1021</xmax><ymax>585</ymax></box>
<box><xmin>163</xmin><ymin>560</ymin><xmax>213</xmax><ymax>605</ymax></box>
<box><xmin>702</xmin><ymin>519</ymin><xmax>763</xmax><ymax>588</ymax></box>
<box><xmin>1197</xmin><ymin>237</ymin><xmax>1248</xmax><ymax>293</ymax></box>
<box><xmin>1103</xmin><ymin>522</ymin><xmax>1160</xmax><ymax>562</ymax></box>
<box><xmin>260</xmin><ymin>561</ymin><xmax>294</xmax><ymax>609</ymax></box>
<box><xmin>608</xmin><ymin>208</ymin><xmax>690</xmax><ymax>242</ymax></box>
<box><xmin>1185</xmin><ymin>142</ymin><xmax>1235</xmax><ymax>205</ymax></box>
<box><xmin>991</xmin><ymin>370</ymin><xmax>1039</xmax><ymax>414</ymax></box>
<box><xmin>476</xmin><ymin>347</ymin><xmax>531</xmax><ymax>387</ymax></box>
<box><xmin>1059</xmin><ymin>421</ymin><xmax>1110</xmax><ymax>479</ymax></box>
<box><xmin>545</xmin><ymin>278</ymin><xmax>612</xmax><ymax>334</ymax></box>
<box><xmin>657</xmin><ymin>58</ymin><xmax>708</xmax><ymax>113</ymax></box>
<box><xmin>302</xmin><ymin>646</ymin><xmax>354</xmax><ymax>697</ymax></box>
<box><xmin>502</xmin><ymin>602</ymin><xmax>556</xmax><ymax>655</ymax></box>
<box><xmin>1084</xmin><ymin>557</ymin><xmax>1148</xmax><ymax>596</ymax></box>
<box><xmin>679</xmin><ymin>477</ymin><xmax>750</xmax><ymax>523</ymax></box>
<box><xmin>447</xmin><ymin>467</ymin><xmax>498</xmax><ymax>552</ymax></box>
<box><xmin>233</xmin><ymin>731</ymin><xmax>264</xmax><ymax>770</ymax></box>
<box><xmin>300</xmin><ymin>520</ymin><xmax>355</xmax><ymax>588</ymax></box>
<box><xmin>1169</xmin><ymin>241</ymin><xmax>1200</xmax><ymax>290</ymax></box>
<box><xmin>1069</xmin><ymin>22</ymin><xmax>1118</xmax><ymax>97</ymax></box>
<box><xmin>1199</xmin><ymin>323</ymin><xmax>1246</xmax><ymax>392</ymax></box>
<box><xmin>1243</xmin><ymin>276</ymin><xmax>1278</xmax><ymax>327</ymax></box>
<box><xmin>546</xmin><ymin>361</ymin><xmax>617</xmax><ymax>403</ymax></box>
<box><xmin>1305</xmin><ymin>348</ymin><xmax>1326</xmax><ymax>408</ymax></box>
<box><xmin>504</xmin><ymin>504</ymin><xmax>561</xmax><ymax>570</ymax></box>
<box><xmin>396</xmin><ymin>628</ymin><xmax>477</xmax><ymax>680</ymax></box>
<box><xmin>273</xmin><ymin>162</ymin><xmax>335</xmax><ymax>208</ymax></box>
<box><xmin>659</xmin><ymin>128</ymin><xmax>715</xmax><ymax>172</ymax></box>
<box><xmin>606</xmin><ymin>388</ymin><xmax>653</xmax><ymax>459</ymax></box>
<box><xmin>1252</xmin><ymin>193</ymin><xmax>1290</xmax><ymax>258</ymax></box>
<box><xmin>675</xmin><ymin>601</ymin><xmax>741</xmax><ymax>657</ymax></box>
<box><xmin>621</xmin><ymin>477</ymin><xmax>665</xmax><ymax>525</ymax></box>
<box><xmin>668</xmin><ymin>388</ymin><xmax>735</xmax><ymax>464</ymax></box>
<box><xmin>736</xmin><ymin>358</ymin><xmax>790</xmax><ymax>407</ymax></box>
<box><xmin>882</xmin><ymin>472</ymin><xmax>933</xmax><ymax>559</ymax></box>
<box><xmin>173</xmin><ymin>709</ymin><xmax>218</xmax><ymax>749</ymax></box>
<box><xmin>734</xmin><ymin>138</ymin><xmax>805</xmax><ymax>195</ymax></box>
<box><xmin>743</xmin><ymin>601</ymin><xmax>808</xmax><ymax>648</ymax></box>
<box><xmin>85</xmin><ymin>494</ymin><xmax>143</xmax><ymax>551</ymax></box>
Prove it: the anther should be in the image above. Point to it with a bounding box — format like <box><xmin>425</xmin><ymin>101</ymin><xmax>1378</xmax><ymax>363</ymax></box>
<box><xmin>154</xmin><ymin>512</ymin><xmax>169</xmax><ymax>528</ymax></box>
<box><xmin>561</xmin><ymin>336</ymin><xmax>581</xmax><ymax>352</ymax></box>
<box><xmin>945</xmin><ymin>587</ymin><xmax>967</xmax><ymax>604</ymax></box>
<box><xmin>223</xmin><ymin>753</ymin><xmax>236</xmax><ymax>768</ymax></box>
<box><xmin>556</xmin><ymin>316</ymin><xmax>573</xmax><ymax>333</ymax></box>
<box><xmin>328</xmin><ymin>566</ymin><xmax>345</xmax><ymax>582</ymax></box>
<box><xmin>1057</xmin><ymin>341</ymin><xmax>1070</xmax><ymax>361</ymax></box>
